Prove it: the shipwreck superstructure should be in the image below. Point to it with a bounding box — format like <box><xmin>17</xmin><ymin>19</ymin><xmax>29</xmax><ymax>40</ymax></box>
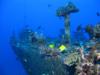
<box><xmin>10</xmin><ymin>2</ymin><xmax>100</xmax><ymax>75</ymax></box>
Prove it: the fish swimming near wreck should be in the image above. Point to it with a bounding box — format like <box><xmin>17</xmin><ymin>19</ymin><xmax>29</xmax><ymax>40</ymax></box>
<box><xmin>96</xmin><ymin>12</ymin><xmax>100</xmax><ymax>16</ymax></box>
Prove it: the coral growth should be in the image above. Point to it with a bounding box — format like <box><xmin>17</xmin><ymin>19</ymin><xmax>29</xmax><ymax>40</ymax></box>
<box><xmin>85</xmin><ymin>23</ymin><xmax>100</xmax><ymax>39</ymax></box>
<box><xmin>56</xmin><ymin>2</ymin><xmax>79</xmax><ymax>44</ymax></box>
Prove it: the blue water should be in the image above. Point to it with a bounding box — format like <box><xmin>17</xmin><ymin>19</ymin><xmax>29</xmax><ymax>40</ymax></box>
<box><xmin>0</xmin><ymin>0</ymin><xmax>100</xmax><ymax>75</ymax></box>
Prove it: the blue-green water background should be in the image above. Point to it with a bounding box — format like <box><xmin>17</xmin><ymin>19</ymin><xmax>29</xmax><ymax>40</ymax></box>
<box><xmin>0</xmin><ymin>0</ymin><xmax>100</xmax><ymax>75</ymax></box>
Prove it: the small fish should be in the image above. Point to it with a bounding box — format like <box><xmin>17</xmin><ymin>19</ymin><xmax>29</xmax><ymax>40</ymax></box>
<box><xmin>96</xmin><ymin>12</ymin><xmax>100</xmax><ymax>16</ymax></box>
<box><xmin>76</xmin><ymin>25</ymin><xmax>82</xmax><ymax>31</ymax></box>
<box><xmin>37</xmin><ymin>26</ymin><xmax>42</xmax><ymax>30</ymax></box>
<box><xmin>41</xmin><ymin>54</ymin><xmax>52</xmax><ymax>58</ymax></box>
<box><xmin>48</xmin><ymin>4</ymin><xmax>52</xmax><ymax>8</ymax></box>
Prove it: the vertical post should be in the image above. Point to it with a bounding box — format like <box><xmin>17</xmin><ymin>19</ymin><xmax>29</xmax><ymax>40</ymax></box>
<box><xmin>64</xmin><ymin>15</ymin><xmax>71</xmax><ymax>45</ymax></box>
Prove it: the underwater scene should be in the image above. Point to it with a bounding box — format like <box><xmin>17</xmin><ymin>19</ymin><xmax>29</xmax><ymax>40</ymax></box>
<box><xmin>0</xmin><ymin>0</ymin><xmax>100</xmax><ymax>75</ymax></box>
